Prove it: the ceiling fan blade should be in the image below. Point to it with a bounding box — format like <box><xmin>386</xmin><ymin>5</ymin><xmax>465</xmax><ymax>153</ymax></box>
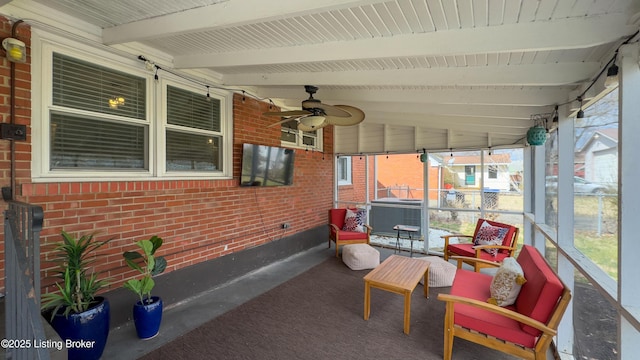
<box><xmin>263</xmin><ymin>110</ymin><xmax>311</xmax><ymax>117</ymax></box>
<box><xmin>301</xmin><ymin>100</ymin><xmax>352</xmax><ymax>117</ymax></box>
<box><xmin>325</xmin><ymin>105</ymin><xmax>365</xmax><ymax>126</ymax></box>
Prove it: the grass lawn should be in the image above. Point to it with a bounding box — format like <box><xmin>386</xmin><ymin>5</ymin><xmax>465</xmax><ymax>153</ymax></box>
<box><xmin>575</xmin><ymin>232</ymin><xmax>618</xmax><ymax>280</ymax></box>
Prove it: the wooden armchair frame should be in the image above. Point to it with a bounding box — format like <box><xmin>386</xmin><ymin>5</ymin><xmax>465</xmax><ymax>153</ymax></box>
<box><xmin>442</xmin><ymin>219</ymin><xmax>519</xmax><ymax>272</ymax></box>
<box><xmin>328</xmin><ymin>209</ymin><xmax>372</xmax><ymax>257</ymax></box>
<box><xmin>437</xmin><ymin>255</ymin><xmax>572</xmax><ymax>360</ymax></box>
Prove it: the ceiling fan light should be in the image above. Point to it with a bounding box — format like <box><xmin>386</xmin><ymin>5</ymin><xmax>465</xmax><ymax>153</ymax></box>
<box><xmin>299</xmin><ymin>115</ymin><xmax>326</xmax><ymax>128</ymax></box>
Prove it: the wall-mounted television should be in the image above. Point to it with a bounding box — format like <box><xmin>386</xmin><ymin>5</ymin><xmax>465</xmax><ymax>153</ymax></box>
<box><xmin>240</xmin><ymin>143</ymin><xmax>295</xmax><ymax>187</ymax></box>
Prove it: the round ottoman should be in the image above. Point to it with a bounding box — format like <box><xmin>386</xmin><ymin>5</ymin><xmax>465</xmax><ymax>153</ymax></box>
<box><xmin>342</xmin><ymin>244</ymin><xmax>380</xmax><ymax>270</ymax></box>
<box><xmin>415</xmin><ymin>256</ymin><xmax>456</xmax><ymax>287</ymax></box>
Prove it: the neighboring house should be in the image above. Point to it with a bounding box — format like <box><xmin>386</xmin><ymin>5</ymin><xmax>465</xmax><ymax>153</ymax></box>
<box><xmin>576</xmin><ymin>129</ymin><xmax>618</xmax><ymax>186</ymax></box>
<box><xmin>337</xmin><ymin>152</ymin><xmax>516</xmax><ymax>206</ymax></box>
<box><xmin>444</xmin><ymin>153</ymin><xmax>513</xmax><ymax>191</ymax></box>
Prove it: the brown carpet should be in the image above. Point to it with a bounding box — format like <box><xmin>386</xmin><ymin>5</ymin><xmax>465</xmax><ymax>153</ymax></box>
<box><xmin>140</xmin><ymin>256</ymin><xmax>516</xmax><ymax>360</ymax></box>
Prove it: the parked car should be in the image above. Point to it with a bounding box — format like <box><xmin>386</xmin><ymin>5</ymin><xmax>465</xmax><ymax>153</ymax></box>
<box><xmin>546</xmin><ymin>176</ymin><xmax>609</xmax><ymax>194</ymax></box>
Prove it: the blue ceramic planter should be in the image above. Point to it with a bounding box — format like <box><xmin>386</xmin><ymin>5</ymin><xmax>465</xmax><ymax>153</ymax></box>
<box><xmin>50</xmin><ymin>296</ymin><xmax>110</xmax><ymax>360</ymax></box>
<box><xmin>133</xmin><ymin>296</ymin><xmax>163</xmax><ymax>339</ymax></box>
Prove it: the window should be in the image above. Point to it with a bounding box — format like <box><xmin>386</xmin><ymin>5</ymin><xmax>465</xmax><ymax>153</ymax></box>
<box><xmin>36</xmin><ymin>42</ymin><xmax>232</xmax><ymax>180</ymax></box>
<box><xmin>50</xmin><ymin>53</ymin><xmax>148</xmax><ymax>170</ymax></box>
<box><xmin>280</xmin><ymin>120</ymin><xmax>322</xmax><ymax>149</ymax></box>
<box><xmin>488</xmin><ymin>165</ymin><xmax>498</xmax><ymax>179</ymax></box>
<box><xmin>337</xmin><ymin>157</ymin><xmax>352</xmax><ymax>185</ymax></box>
<box><xmin>165</xmin><ymin>85</ymin><xmax>222</xmax><ymax>172</ymax></box>
<box><xmin>465</xmin><ymin>165</ymin><xmax>476</xmax><ymax>185</ymax></box>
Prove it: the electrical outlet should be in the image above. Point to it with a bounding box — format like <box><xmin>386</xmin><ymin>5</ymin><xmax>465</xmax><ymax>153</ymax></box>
<box><xmin>224</xmin><ymin>244</ymin><xmax>228</xmax><ymax>251</ymax></box>
<box><xmin>281</xmin><ymin>223</ymin><xmax>290</xmax><ymax>229</ymax></box>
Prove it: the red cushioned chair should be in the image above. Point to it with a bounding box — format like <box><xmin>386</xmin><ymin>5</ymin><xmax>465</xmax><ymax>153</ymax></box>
<box><xmin>328</xmin><ymin>208</ymin><xmax>372</xmax><ymax>257</ymax></box>
<box><xmin>442</xmin><ymin>218</ymin><xmax>519</xmax><ymax>272</ymax></box>
<box><xmin>437</xmin><ymin>245</ymin><xmax>572</xmax><ymax>360</ymax></box>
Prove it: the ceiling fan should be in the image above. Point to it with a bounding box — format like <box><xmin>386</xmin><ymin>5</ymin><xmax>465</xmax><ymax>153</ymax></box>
<box><xmin>263</xmin><ymin>85</ymin><xmax>365</xmax><ymax>131</ymax></box>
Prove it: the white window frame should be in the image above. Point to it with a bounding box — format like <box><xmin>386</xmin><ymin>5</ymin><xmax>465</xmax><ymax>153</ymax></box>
<box><xmin>32</xmin><ymin>32</ymin><xmax>233</xmax><ymax>181</ymax></box>
<box><xmin>337</xmin><ymin>156</ymin><xmax>352</xmax><ymax>185</ymax></box>
<box><xmin>158</xmin><ymin>78</ymin><xmax>232</xmax><ymax>178</ymax></box>
<box><xmin>488</xmin><ymin>165</ymin><xmax>498</xmax><ymax>179</ymax></box>
<box><xmin>280</xmin><ymin>124</ymin><xmax>323</xmax><ymax>150</ymax></box>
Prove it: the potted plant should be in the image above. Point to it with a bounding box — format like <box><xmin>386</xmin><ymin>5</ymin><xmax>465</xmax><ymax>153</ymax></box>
<box><xmin>122</xmin><ymin>235</ymin><xmax>167</xmax><ymax>339</ymax></box>
<box><xmin>41</xmin><ymin>231</ymin><xmax>112</xmax><ymax>360</ymax></box>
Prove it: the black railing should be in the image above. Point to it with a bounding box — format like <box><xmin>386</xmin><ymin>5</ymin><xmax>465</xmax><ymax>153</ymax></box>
<box><xmin>4</xmin><ymin>201</ymin><xmax>49</xmax><ymax>360</ymax></box>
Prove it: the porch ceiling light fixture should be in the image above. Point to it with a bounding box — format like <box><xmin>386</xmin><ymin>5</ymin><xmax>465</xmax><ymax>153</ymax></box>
<box><xmin>2</xmin><ymin>37</ymin><xmax>26</xmax><ymax>63</ymax></box>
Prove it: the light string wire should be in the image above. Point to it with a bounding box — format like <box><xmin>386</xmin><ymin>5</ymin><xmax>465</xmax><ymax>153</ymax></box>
<box><xmin>137</xmin><ymin>55</ymin><xmax>274</xmax><ymax>102</ymax></box>
<box><xmin>554</xmin><ymin>30</ymin><xmax>640</xmax><ymax>108</ymax></box>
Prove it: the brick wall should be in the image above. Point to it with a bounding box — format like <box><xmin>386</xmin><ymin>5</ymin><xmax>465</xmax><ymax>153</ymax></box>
<box><xmin>0</xmin><ymin>15</ymin><xmax>334</xmax><ymax>294</ymax></box>
<box><xmin>0</xmin><ymin>17</ymin><xmax>32</xmax><ymax>291</ymax></box>
<box><xmin>338</xmin><ymin>154</ymin><xmax>439</xmax><ymax>203</ymax></box>
<box><xmin>337</xmin><ymin>155</ymin><xmax>373</xmax><ymax>204</ymax></box>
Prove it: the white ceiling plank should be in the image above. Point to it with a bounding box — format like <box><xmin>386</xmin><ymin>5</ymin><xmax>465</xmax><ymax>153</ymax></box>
<box><xmin>173</xmin><ymin>14</ymin><xmax>631</xmax><ymax>68</ymax></box>
<box><xmin>257</xmin><ymin>86</ymin><xmax>572</xmax><ymax>106</ymax></box>
<box><xmin>364</xmin><ymin>113</ymin><xmax>532</xmax><ymax>131</ymax></box>
<box><xmin>102</xmin><ymin>0</ymin><xmax>387</xmax><ymax>44</ymax></box>
<box><xmin>9</xmin><ymin>0</ymin><xmax>637</xmax><ymax>158</ymax></box>
<box><xmin>318</xmin><ymin>100</ymin><xmax>545</xmax><ymax>119</ymax></box>
<box><xmin>222</xmin><ymin>62</ymin><xmax>600</xmax><ymax>87</ymax></box>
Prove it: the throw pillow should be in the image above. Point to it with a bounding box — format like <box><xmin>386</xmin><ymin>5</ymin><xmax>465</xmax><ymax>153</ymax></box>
<box><xmin>342</xmin><ymin>208</ymin><xmax>367</xmax><ymax>233</ymax></box>
<box><xmin>487</xmin><ymin>257</ymin><xmax>527</xmax><ymax>307</ymax></box>
<box><xmin>473</xmin><ymin>221</ymin><xmax>509</xmax><ymax>256</ymax></box>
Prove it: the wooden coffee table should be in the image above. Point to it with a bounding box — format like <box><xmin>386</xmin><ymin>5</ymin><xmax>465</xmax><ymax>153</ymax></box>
<box><xmin>363</xmin><ymin>255</ymin><xmax>430</xmax><ymax>334</ymax></box>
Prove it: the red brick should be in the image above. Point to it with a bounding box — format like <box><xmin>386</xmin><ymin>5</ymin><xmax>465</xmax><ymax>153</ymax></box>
<box><xmin>0</xmin><ymin>34</ymin><xmax>333</xmax><ymax>294</ymax></box>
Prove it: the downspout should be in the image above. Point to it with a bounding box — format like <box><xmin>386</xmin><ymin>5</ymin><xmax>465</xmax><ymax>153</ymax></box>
<box><xmin>8</xmin><ymin>19</ymin><xmax>24</xmax><ymax>201</ymax></box>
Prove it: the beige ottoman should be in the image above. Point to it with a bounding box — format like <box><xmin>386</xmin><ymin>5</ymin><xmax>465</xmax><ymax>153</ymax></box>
<box><xmin>415</xmin><ymin>256</ymin><xmax>456</xmax><ymax>287</ymax></box>
<box><xmin>342</xmin><ymin>244</ymin><xmax>380</xmax><ymax>270</ymax></box>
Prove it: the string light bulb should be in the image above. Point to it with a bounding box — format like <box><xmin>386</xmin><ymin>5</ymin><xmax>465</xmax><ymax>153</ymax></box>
<box><xmin>605</xmin><ymin>62</ymin><xmax>619</xmax><ymax>88</ymax></box>
<box><xmin>577</xmin><ymin>96</ymin><xmax>585</xmax><ymax>119</ymax></box>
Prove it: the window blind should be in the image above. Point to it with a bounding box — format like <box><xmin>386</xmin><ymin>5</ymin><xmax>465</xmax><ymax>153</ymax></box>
<box><xmin>167</xmin><ymin>85</ymin><xmax>220</xmax><ymax>132</ymax></box>
<box><xmin>50</xmin><ymin>113</ymin><xmax>147</xmax><ymax>169</ymax></box>
<box><xmin>52</xmin><ymin>53</ymin><xmax>146</xmax><ymax>119</ymax></box>
<box><xmin>166</xmin><ymin>131</ymin><xmax>220</xmax><ymax>171</ymax></box>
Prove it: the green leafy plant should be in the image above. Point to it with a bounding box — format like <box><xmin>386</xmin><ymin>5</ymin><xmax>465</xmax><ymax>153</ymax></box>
<box><xmin>122</xmin><ymin>236</ymin><xmax>167</xmax><ymax>304</ymax></box>
<box><xmin>41</xmin><ymin>231</ymin><xmax>112</xmax><ymax>319</ymax></box>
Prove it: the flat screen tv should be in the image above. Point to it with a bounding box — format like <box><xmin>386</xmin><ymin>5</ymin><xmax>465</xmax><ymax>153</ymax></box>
<box><xmin>240</xmin><ymin>143</ymin><xmax>295</xmax><ymax>187</ymax></box>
